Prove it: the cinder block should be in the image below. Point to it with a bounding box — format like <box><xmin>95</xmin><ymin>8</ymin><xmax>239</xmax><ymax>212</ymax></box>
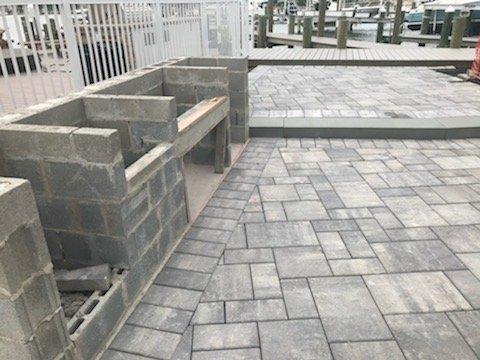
<box><xmin>228</xmin><ymin>72</ymin><xmax>248</xmax><ymax>93</ymax></box>
<box><xmin>0</xmin><ymin>124</ymin><xmax>77</xmax><ymax>160</ymax></box>
<box><xmin>34</xmin><ymin>310</ymin><xmax>71</xmax><ymax>359</ymax></box>
<box><xmin>195</xmin><ymin>85</ymin><xmax>229</xmax><ymax>102</ymax></box>
<box><xmin>217</xmin><ymin>57</ymin><xmax>248</xmax><ymax>72</ymax></box>
<box><xmin>83</xmin><ymin>95</ymin><xmax>177</xmax><ymax>123</ymax></box>
<box><xmin>72</xmin><ymin>128</ymin><xmax>122</xmax><ymax>164</ymax></box>
<box><xmin>163</xmin><ymin>83</ymin><xmax>196</xmax><ymax>104</ymax></box>
<box><xmin>121</xmin><ymin>186</ymin><xmax>149</xmax><ymax>234</ymax></box>
<box><xmin>36</xmin><ymin>196</ymin><xmax>73</xmax><ymax>231</ymax></box>
<box><xmin>163</xmin><ymin>67</ymin><xmax>228</xmax><ymax>86</ymax></box>
<box><xmin>55</xmin><ymin>264</ymin><xmax>111</xmax><ymax>291</ymax></box>
<box><xmin>0</xmin><ymin>222</ymin><xmax>51</xmax><ymax>297</ymax></box>
<box><xmin>3</xmin><ymin>158</ymin><xmax>46</xmax><ymax>194</ymax></box>
<box><xmin>45</xmin><ymin>161</ymin><xmax>126</xmax><ymax>200</ymax></box>
<box><xmin>130</xmin><ymin>121</ymin><xmax>177</xmax><ymax>143</ymax></box>
<box><xmin>188</xmin><ymin>58</ymin><xmax>217</xmax><ymax>67</ymax></box>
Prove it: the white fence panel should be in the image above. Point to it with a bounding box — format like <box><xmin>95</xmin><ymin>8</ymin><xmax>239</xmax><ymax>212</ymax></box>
<box><xmin>0</xmin><ymin>0</ymin><xmax>247</xmax><ymax>115</ymax></box>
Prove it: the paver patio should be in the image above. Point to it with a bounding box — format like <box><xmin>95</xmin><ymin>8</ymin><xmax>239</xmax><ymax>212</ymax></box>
<box><xmin>104</xmin><ymin>137</ymin><xmax>480</xmax><ymax>360</ymax></box>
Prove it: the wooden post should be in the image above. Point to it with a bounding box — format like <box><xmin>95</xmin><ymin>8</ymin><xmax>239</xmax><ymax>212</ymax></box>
<box><xmin>214</xmin><ymin>118</ymin><xmax>227</xmax><ymax>174</ymax></box>
<box><xmin>420</xmin><ymin>9</ymin><xmax>432</xmax><ymax>34</ymax></box>
<box><xmin>450</xmin><ymin>16</ymin><xmax>467</xmax><ymax>48</ymax></box>
<box><xmin>288</xmin><ymin>15</ymin><xmax>295</xmax><ymax>34</ymax></box>
<box><xmin>439</xmin><ymin>6</ymin><xmax>455</xmax><ymax>48</ymax></box>
<box><xmin>337</xmin><ymin>16</ymin><xmax>348</xmax><ymax>49</ymax></box>
<box><xmin>317</xmin><ymin>0</ymin><xmax>327</xmax><ymax>37</ymax></box>
<box><xmin>391</xmin><ymin>0</ymin><xmax>403</xmax><ymax>44</ymax></box>
<box><xmin>303</xmin><ymin>17</ymin><xmax>313</xmax><ymax>48</ymax></box>
<box><xmin>376</xmin><ymin>7</ymin><xmax>386</xmax><ymax>43</ymax></box>
<box><xmin>257</xmin><ymin>15</ymin><xmax>267</xmax><ymax>48</ymax></box>
<box><xmin>267</xmin><ymin>0</ymin><xmax>274</xmax><ymax>33</ymax></box>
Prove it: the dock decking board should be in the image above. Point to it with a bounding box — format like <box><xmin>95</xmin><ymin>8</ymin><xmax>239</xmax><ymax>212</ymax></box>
<box><xmin>249</xmin><ymin>48</ymin><xmax>475</xmax><ymax>67</ymax></box>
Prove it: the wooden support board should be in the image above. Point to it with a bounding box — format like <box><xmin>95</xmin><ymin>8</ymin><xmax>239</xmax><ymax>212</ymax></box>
<box><xmin>175</xmin><ymin>96</ymin><xmax>229</xmax><ymax>172</ymax></box>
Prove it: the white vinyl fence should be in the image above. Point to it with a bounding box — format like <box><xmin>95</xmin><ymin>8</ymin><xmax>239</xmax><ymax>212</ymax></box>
<box><xmin>0</xmin><ymin>0</ymin><xmax>249</xmax><ymax>114</ymax></box>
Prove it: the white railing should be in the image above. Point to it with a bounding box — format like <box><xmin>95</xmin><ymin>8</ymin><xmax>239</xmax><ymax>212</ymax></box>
<box><xmin>0</xmin><ymin>0</ymin><xmax>249</xmax><ymax>114</ymax></box>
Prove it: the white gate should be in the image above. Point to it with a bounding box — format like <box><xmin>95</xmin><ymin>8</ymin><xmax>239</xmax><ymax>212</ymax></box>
<box><xmin>0</xmin><ymin>0</ymin><xmax>248</xmax><ymax>115</ymax></box>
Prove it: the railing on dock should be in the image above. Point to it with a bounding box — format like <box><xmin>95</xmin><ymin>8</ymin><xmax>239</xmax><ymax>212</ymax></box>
<box><xmin>0</xmin><ymin>0</ymin><xmax>249</xmax><ymax>114</ymax></box>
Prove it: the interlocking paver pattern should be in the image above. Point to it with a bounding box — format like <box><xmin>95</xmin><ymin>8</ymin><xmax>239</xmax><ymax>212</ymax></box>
<box><xmin>249</xmin><ymin>66</ymin><xmax>480</xmax><ymax>119</ymax></box>
<box><xmin>106</xmin><ymin>137</ymin><xmax>480</xmax><ymax>359</ymax></box>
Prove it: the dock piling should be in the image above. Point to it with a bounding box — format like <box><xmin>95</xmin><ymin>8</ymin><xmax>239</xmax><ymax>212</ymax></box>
<box><xmin>391</xmin><ymin>0</ymin><xmax>403</xmax><ymax>44</ymax></box>
<box><xmin>337</xmin><ymin>15</ymin><xmax>348</xmax><ymax>49</ymax></box>
<box><xmin>267</xmin><ymin>0</ymin><xmax>274</xmax><ymax>33</ymax></box>
<box><xmin>303</xmin><ymin>17</ymin><xmax>313</xmax><ymax>48</ymax></box>
<box><xmin>258</xmin><ymin>15</ymin><xmax>267</xmax><ymax>48</ymax></box>
<box><xmin>450</xmin><ymin>16</ymin><xmax>468</xmax><ymax>48</ymax></box>
<box><xmin>439</xmin><ymin>6</ymin><xmax>455</xmax><ymax>48</ymax></box>
<box><xmin>288</xmin><ymin>15</ymin><xmax>295</xmax><ymax>35</ymax></box>
<box><xmin>317</xmin><ymin>0</ymin><xmax>327</xmax><ymax>37</ymax></box>
<box><xmin>376</xmin><ymin>7</ymin><xmax>386</xmax><ymax>43</ymax></box>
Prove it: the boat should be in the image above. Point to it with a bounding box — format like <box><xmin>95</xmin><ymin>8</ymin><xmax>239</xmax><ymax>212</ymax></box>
<box><xmin>405</xmin><ymin>0</ymin><xmax>480</xmax><ymax>34</ymax></box>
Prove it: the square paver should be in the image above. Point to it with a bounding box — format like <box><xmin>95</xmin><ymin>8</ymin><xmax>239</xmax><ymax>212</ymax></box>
<box><xmin>372</xmin><ymin>240</ymin><xmax>465</xmax><ymax>272</ymax></box>
<box><xmin>202</xmin><ymin>265</ymin><xmax>253</xmax><ymax>301</ymax></box>
<box><xmin>386</xmin><ymin>313</ymin><xmax>477</xmax><ymax>360</ymax></box>
<box><xmin>309</xmin><ymin>276</ymin><xmax>392</xmax><ymax>342</ymax></box>
<box><xmin>383</xmin><ymin>196</ymin><xmax>447</xmax><ymax>227</ymax></box>
<box><xmin>364</xmin><ymin>272</ymin><xmax>471</xmax><ymax>314</ymax></box>
<box><xmin>258</xmin><ymin>319</ymin><xmax>332</xmax><ymax>360</ymax></box>
<box><xmin>193</xmin><ymin>323</ymin><xmax>259</xmax><ymax>351</ymax></box>
<box><xmin>332</xmin><ymin>182</ymin><xmax>384</xmax><ymax>208</ymax></box>
<box><xmin>259</xmin><ymin>185</ymin><xmax>299</xmax><ymax>201</ymax></box>
<box><xmin>283</xmin><ymin>201</ymin><xmax>329</xmax><ymax>221</ymax></box>
<box><xmin>246</xmin><ymin>222</ymin><xmax>318</xmax><ymax>248</ymax></box>
<box><xmin>274</xmin><ymin>246</ymin><xmax>331</xmax><ymax>278</ymax></box>
<box><xmin>192</xmin><ymin>302</ymin><xmax>225</xmax><ymax>325</ymax></box>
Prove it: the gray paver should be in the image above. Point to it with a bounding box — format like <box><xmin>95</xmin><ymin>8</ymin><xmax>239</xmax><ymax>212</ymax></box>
<box><xmin>372</xmin><ymin>241</ymin><xmax>465</xmax><ymax>272</ymax></box>
<box><xmin>281</xmin><ymin>278</ymin><xmax>318</xmax><ymax>319</ymax></box>
<box><xmin>341</xmin><ymin>231</ymin><xmax>375</xmax><ymax>258</ymax></box>
<box><xmin>432</xmin><ymin>226</ymin><xmax>480</xmax><ymax>252</ymax></box>
<box><xmin>386</xmin><ymin>313</ymin><xmax>477</xmax><ymax>360</ymax></box>
<box><xmin>192</xmin><ymin>302</ymin><xmax>225</xmax><ymax>325</ymax></box>
<box><xmin>192</xmin><ymin>349</ymin><xmax>261</xmax><ymax>360</ymax></box>
<box><xmin>175</xmin><ymin>240</ymin><xmax>225</xmax><ymax>258</ymax></box>
<box><xmin>333</xmin><ymin>182</ymin><xmax>384</xmax><ymax>208</ymax></box>
<box><xmin>258</xmin><ymin>319</ymin><xmax>332</xmax><ymax>360</ymax></box>
<box><xmin>383</xmin><ymin>196</ymin><xmax>447</xmax><ymax>227</ymax></box>
<box><xmin>432</xmin><ymin>203</ymin><xmax>480</xmax><ymax>225</ymax></box>
<box><xmin>317</xmin><ymin>232</ymin><xmax>350</xmax><ymax>259</ymax></box>
<box><xmin>127</xmin><ymin>303</ymin><xmax>191</xmax><ymax>334</ymax></box>
<box><xmin>445</xmin><ymin>270</ymin><xmax>480</xmax><ymax>308</ymax></box>
<box><xmin>224</xmin><ymin>248</ymin><xmax>273</xmax><ymax>264</ymax></box>
<box><xmin>309</xmin><ymin>276</ymin><xmax>392</xmax><ymax>342</ymax></box>
<box><xmin>274</xmin><ymin>246</ymin><xmax>331</xmax><ymax>278</ymax></box>
<box><xmin>226</xmin><ymin>299</ymin><xmax>287</xmax><ymax>322</ymax></box>
<box><xmin>329</xmin><ymin>258</ymin><xmax>385</xmax><ymax>275</ymax></box>
<box><xmin>448</xmin><ymin>310</ymin><xmax>480</xmax><ymax>357</ymax></box>
<box><xmin>251</xmin><ymin>263</ymin><xmax>282</xmax><ymax>299</ymax></box>
<box><xmin>142</xmin><ymin>285</ymin><xmax>202</xmax><ymax>311</ymax></box>
<box><xmin>246</xmin><ymin>221</ymin><xmax>318</xmax><ymax>247</ymax></box>
<box><xmin>155</xmin><ymin>267</ymin><xmax>210</xmax><ymax>291</ymax></box>
<box><xmin>202</xmin><ymin>265</ymin><xmax>253</xmax><ymax>301</ymax></box>
<box><xmin>283</xmin><ymin>200</ymin><xmax>329</xmax><ymax>221</ymax></box>
<box><xmin>330</xmin><ymin>341</ymin><xmax>405</xmax><ymax>360</ymax></box>
<box><xmin>259</xmin><ymin>184</ymin><xmax>299</xmax><ymax>201</ymax></box>
<box><xmin>166</xmin><ymin>253</ymin><xmax>218</xmax><ymax>274</ymax></box>
<box><xmin>111</xmin><ymin>325</ymin><xmax>182</xmax><ymax>359</ymax></box>
<box><xmin>193</xmin><ymin>323</ymin><xmax>259</xmax><ymax>351</ymax></box>
<box><xmin>457</xmin><ymin>253</ymin><xmax>480</xmax><ymax>279</ymax></box>
<box><xmin>364</xmin><ymin>272</ymin><xmax>471</xmax><ymax>314</ymax></box>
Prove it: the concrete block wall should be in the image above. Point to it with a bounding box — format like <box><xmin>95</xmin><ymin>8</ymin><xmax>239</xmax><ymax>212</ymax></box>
<box><xmin>162</xmin><ymin>65</ymin><xmax>232</xmax><ymax>166</ymax></box>
<box><xmin>182</xmin><ymin>57</ymin><xmax>249</xmax><ymax>143</ymax></box>
<box><xmin>83</xmin><ymin>94</ymin><xmax>178</xmax><ymax>166</ymax></box>
<box><xmin>0</xmin><ymin>177</ymin><xmax>72</xmax><ymax>359</ymax></box>
<box><xmin>0</xmin><ymin>124</ymin><xmax>132</xmax><ymax>269</ymax></box>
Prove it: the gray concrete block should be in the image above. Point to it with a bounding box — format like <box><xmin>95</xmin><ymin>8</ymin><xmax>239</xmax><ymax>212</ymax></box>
<box><xmin>127</xmin><ymin>303</ymin><xmax>191</xmax><ymax>334</ymax></box>
<box><xmin>281</xmin><ymin>279</ymin><xmax>318</xmax><ymax>319</ymax></box>
<box><xmin>4</xmin><ymin>158</ymin><xmax>46</xmax><ymax>194</ymax></box>
<box><xmin>72</xmin><ymin>127</ymin><xmax>122</xmax><ymax>164</ymax></box>
<box><xmin>192</xmin><ymin>302</ymin><xmax>224</xmax><ymax>325</ymax></box>
<box><xmin>226</xmin><ymin>299</ymin><xmax>287</xmax><ymax>322</ymax></box>
<box><xmin>54</xmin><ymin>264</ymin><xmax>111</xmax><ymax>291</ymax></box>
<box><xmin>142</xmin><ymin>285</ymin><xmax>202</xmax><ymax>311</ymax></box>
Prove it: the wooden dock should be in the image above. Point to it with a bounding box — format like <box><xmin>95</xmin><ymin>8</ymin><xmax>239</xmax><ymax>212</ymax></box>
<box><xmin>266</xmin><ymin>33</ymin><xmax>399</xmax><ymax>49</ymax></box>
<box><xmin>398</xmin><ymin>34</ymin><xmax>479</xmax><ymax>47</ymax></box>
<box><xmin>249</xmin><ymin>47</ymin><xmax>476</xmax><ymax>67</ymax></box>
